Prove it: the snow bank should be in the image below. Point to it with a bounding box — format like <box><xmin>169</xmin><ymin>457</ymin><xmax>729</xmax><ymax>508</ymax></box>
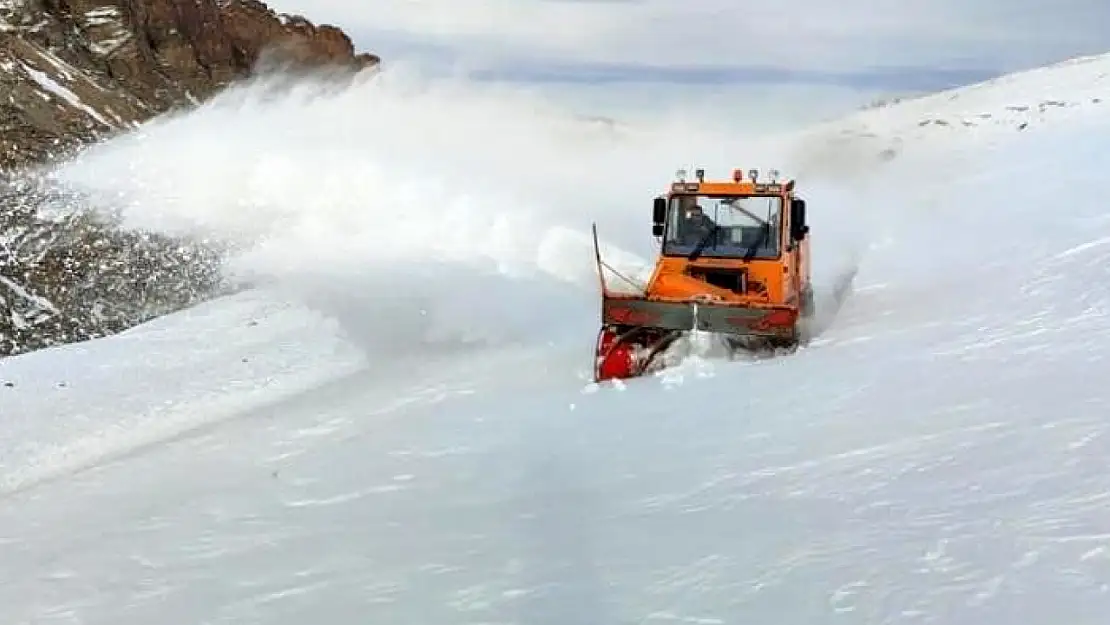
<box><xmin>0</xmin><ymin>290</ymin><xmax>364</xmax><ymax>495</ymax></box>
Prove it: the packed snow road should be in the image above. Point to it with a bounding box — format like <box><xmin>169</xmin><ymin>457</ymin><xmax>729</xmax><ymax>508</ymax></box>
<box><xmin>5</xmin><ymin>59</ymin><xmax>1110</xmax><ymax>623</ymax></box>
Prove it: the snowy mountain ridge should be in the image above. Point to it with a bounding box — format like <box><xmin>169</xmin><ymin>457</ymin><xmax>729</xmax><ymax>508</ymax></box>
<box><xmin>871</xmin><ymin>53</ymin><xmax>1105</xmax><ymax>134</ymax></box>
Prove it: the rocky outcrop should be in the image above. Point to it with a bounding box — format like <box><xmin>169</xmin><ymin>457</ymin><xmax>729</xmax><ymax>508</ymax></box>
<box><xmin>0</xmin><ymin>0</ymin><xmax>379</xmax><ymax>357</ymax></box>
<box><xmin>0</xmin><ymin>174</ymin><xmax>230</xmax><ymax>356</ymax></box>
<box><xmin>0</xmin><ymin>0</ymin><xmax>380</xmax><ymax>168</ymax></box>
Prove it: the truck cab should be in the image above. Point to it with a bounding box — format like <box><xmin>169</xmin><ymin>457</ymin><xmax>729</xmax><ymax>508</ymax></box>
<box><xmin>645</xmin><ymin>168</ymin><xmax>811</xmax><ymax>312</ymax></box>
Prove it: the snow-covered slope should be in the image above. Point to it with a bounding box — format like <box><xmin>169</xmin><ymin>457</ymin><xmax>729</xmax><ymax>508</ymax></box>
<box><xmin>4</xmin><ymin>55</ymin><xmax>1110</xmax><ymax>623</ymax></box>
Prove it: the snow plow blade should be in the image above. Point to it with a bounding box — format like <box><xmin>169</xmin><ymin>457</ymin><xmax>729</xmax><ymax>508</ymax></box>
<box><xmin>594</xmin><ymin>295</ymin><xmax>801</xmax><ymax>382</ymax></box>
<box><xmin>602</xmin><ymin>296</ymin><xmax>799</xmax><ymax>336</ymax></box>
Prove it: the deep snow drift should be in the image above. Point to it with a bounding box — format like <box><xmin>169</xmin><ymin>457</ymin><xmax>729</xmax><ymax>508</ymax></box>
<box><xmin>3</xmin><ymin>56</ymin><xmax>1110</xmax><ymax>624</ymax></box>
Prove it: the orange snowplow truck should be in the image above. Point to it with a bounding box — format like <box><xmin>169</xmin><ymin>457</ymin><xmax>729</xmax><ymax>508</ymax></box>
<box><xmin>592</xmin><ymin>167</ymin><xmax>813</xmax><ymax>382</ymax></box>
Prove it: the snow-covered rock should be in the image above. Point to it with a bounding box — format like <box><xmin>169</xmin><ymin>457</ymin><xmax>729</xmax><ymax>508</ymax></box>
<box><xmin>0</xmin><ymin>174</ymin><xmax>230</xmax><ymax>356</ymax></box>
<box><xmin>0</xmin><ymin>0</ymin><xmax>380</xmax><ymax>357</ymax></box>
<box><xmin>0</xmin><ymin>0</ymin><xmax>379</xmax><ymax>169</ymax></box>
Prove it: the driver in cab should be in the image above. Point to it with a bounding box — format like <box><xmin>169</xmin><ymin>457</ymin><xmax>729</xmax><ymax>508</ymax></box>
<box><xmin>681</xmin><ymin>203</ymin><xmax>716</xmax><ymax>244</ymax></box>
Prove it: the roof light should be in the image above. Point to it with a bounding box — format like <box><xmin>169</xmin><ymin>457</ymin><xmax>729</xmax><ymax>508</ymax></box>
<box><xmin>695</xmin><ymin>168</ymin><xmax>705</xmax><ymax>182</ymax></box>
<box><xmin>676</xmin><ymin>169</ymin><xmax>687</xmax><ymax>182</ymax></box>
<box><xmin>768</xmin><ymin>169</ymin><xmax>780</xmax><ymax>182</ymax></box>
<box><xmin>748</xmin><ymin>169</ymin><xmax>758</xmax><ymax>181</ymax></box>
<box><xmin>732</xmin><ymin>168</ymin><xmax>743</xmax><ymax>182</ymax></box>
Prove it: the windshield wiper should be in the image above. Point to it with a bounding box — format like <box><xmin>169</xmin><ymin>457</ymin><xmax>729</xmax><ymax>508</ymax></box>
<box><xmin>687</xmin><ymin>225</ymin><xmax>719</xmax><ymax>261</ymax></box>
<box><xmin>741</xmin><ymin>225</ymin><xmax>770</xmax><ymax>261</ymax></box>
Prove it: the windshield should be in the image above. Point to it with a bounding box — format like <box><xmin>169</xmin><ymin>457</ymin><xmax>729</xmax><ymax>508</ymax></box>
<box><xmin>662</xmin><ymin>194</ymin><xmax>782</xmax><ymax>259</ymax></box>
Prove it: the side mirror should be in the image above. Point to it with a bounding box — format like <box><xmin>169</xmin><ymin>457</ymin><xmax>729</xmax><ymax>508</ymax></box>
<box><xmin>652</xmin><ymin>197</ymin><xmax>666</xmax><ymax>224</ymax></box>
<box><xmin>652</xmin><ymin>196</ymin><xmax>667</xmax><ymax>237</ymax></box>
<box><xmin>790</xmin><ymin>198</ymin><xmax>809</xmax><ymax>241</ymax></box>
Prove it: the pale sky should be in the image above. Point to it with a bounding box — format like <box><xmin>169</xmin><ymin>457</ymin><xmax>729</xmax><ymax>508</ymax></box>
<box><xmin>271</xmin><ymin>0</ymin><xmax>1109</xmax><ymax>77</ymax></box>
<box><xmin>263</xmin><ymin>0</ymin><xmax>1110</xmax><ymax>122</ymax></box>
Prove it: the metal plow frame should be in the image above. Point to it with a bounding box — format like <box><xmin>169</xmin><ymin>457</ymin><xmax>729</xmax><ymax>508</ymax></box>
<box><xmin>593</xmin><ymin>296</ymin><xmax>802</xmax><ymax>382</ymax></box>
